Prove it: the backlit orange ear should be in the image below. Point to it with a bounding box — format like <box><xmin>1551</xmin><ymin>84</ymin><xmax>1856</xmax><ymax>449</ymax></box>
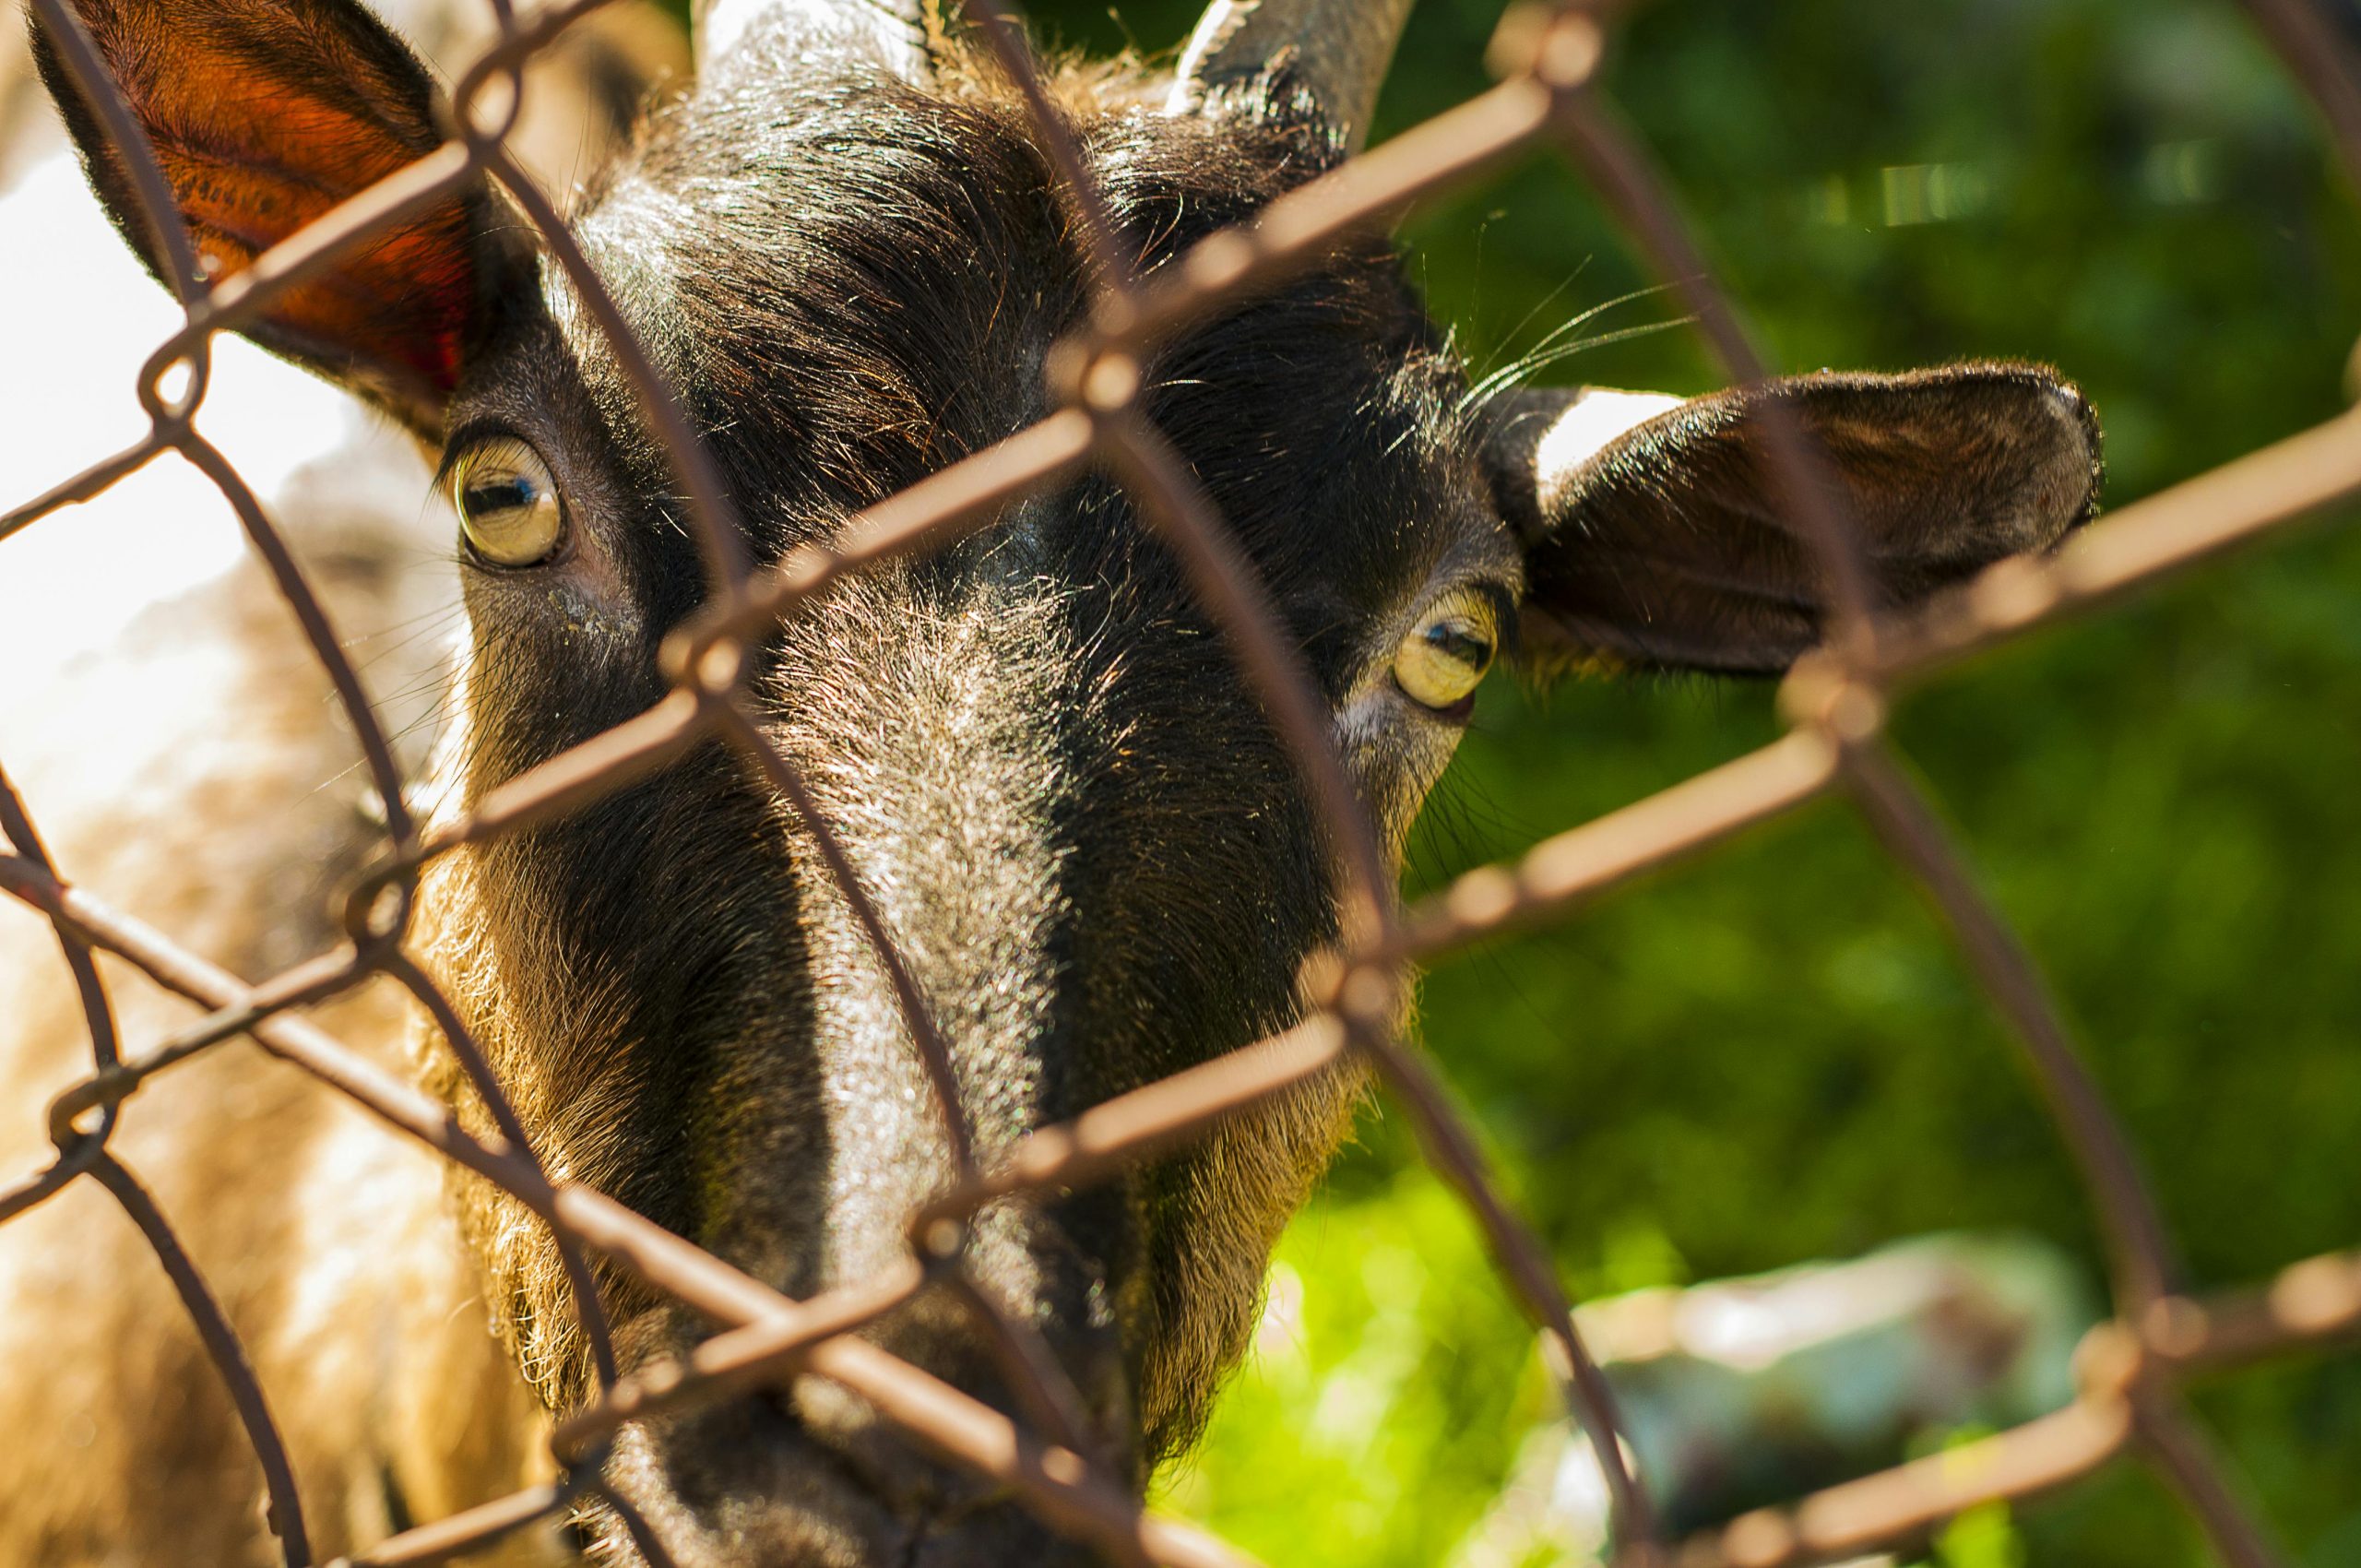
<box><xmin>35</xmin><ymin>0</ymin><xmax>512</xmax><ymax>432</ymax></box>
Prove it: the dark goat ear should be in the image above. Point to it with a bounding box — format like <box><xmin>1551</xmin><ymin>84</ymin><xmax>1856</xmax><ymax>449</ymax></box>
<box><xmin>1483</xmin><ymin>364</ymin><xmax>2105</xmax><ymax>675</ymax></box>
<box><xmin>31</xmin><ymin>0</ymin><xmax>516</xmax><ymax>434</ymax></box>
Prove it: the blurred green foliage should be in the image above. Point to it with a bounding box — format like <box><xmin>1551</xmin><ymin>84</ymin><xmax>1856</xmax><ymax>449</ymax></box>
<box><xmin>1010</xmin><ymin>0</ymin><xmax>2361</xmax><ymax>1562</ymax></box>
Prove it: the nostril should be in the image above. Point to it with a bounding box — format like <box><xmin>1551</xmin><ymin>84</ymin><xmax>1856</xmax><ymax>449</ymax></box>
<box><xmin>779</xmin><ymin>1274</ymin><xmax>1136</xmax><ymax>1513</ymax></box>
<box><xmin>786</xmin><ymin>1361</ymin><xmax>986</xmax><ymax>1519</ymax></box>
<box><xmin>597</xmin><ymin>1295</ymin><xmax>1133</xmax><ymax>1563</ymax></box>
<box><xmin>750</xmin><ymin>1381</ymin><xmax>801</xmax><ymax>1435</ymax></box>
<box><xmin>943</xmin><ymin>1277</ymin><xmax>1111</xmax><ymax>1461</ymax></box>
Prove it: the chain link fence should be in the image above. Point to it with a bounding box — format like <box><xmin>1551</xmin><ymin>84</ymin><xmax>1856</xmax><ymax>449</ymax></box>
<box><xmin>2</xmin><ymin>0</ymin><xmax>2358</xmax><ymax>1564</ymax></box>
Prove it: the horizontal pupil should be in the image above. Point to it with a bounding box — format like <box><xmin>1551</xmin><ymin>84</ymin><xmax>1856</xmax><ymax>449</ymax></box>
<box><xmin>1424</xmin><ymin>624</ymin><xmax>1490</xmax><ymax>667</ymax></box>
<box><xmin>464</xmin><ymin>477</ymin><xmax>539</xmax><ymax>515</ymax></box>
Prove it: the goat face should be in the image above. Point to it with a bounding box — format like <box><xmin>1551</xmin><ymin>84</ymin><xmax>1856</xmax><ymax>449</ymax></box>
<box><xmin>36</xmin><ymin>0</ymin><xmax>2102</xmax><ymax>1561</ymax></box>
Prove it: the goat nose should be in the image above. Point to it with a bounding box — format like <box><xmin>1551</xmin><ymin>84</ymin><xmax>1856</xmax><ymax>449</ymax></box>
<box><xmin>789</xmin><ymin>1272</ymin><xmax>1134</xmax><ymax>1515</ymax></box>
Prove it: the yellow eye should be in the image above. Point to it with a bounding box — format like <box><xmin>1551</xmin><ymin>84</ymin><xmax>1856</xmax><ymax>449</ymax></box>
<box><xmin>451</xmin><ymin>437</ymin><xmax>564</xmax><ymax>567</ymax></box>
<box><xmin>1393</xmin><ymin>590</ymin><xmax>1500</xmax><ymax>714</ymax></box>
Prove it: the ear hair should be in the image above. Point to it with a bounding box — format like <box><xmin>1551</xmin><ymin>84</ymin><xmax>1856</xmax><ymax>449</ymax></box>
<box><xmin>1486</xmin><ymin>364</ymin><xmax>2104</xmax><ymax>676</ymax></box>
<box><xmin>32</xmin><ymin>0</ymin><xmax>523</xmax><ymax>434</ymax></box>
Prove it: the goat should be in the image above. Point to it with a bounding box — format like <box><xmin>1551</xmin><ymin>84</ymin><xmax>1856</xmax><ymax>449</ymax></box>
<box><xmin>1</xmin><ymin>0</ymin><xmax>2104</xmax><ymax>1562</ymax></box>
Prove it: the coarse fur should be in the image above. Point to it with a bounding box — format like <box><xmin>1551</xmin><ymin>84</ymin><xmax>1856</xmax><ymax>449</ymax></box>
<box><xmin>5</xmin><ymin>1</ymin><xmax>2106</xmax><ymax>1562</ymax></box>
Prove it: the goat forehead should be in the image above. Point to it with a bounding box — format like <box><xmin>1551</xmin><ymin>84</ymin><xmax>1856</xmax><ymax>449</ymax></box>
<box><xmin>511</xmin><ymin>53</ymin><xmax>1514</xmax><ymax>674</ymax></box>
<box><xmin>575</xmin><ymin>150</ymin><xmax>1065</xmax><ymax>516</ymax></box>
<box><xmin>576</xmin><ymin>73</ymin><xmax>1431</xmax><ymax>397</ymax></box>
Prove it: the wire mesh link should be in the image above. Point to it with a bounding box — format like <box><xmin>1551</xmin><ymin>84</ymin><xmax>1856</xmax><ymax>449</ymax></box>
<box><xmin>0</xmin><ymin>0</ymin><xmax>2356</xmax><ymax>1564</ymax></box>
<box><xmin>0</xmin><ymin>760</ymin><xmax>119</xmax><ymax>1221</ymax></box>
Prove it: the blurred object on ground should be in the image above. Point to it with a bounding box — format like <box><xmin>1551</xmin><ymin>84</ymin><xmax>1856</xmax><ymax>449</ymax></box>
<box><xmin>1451</xmin><ymin>1234</ymin><xmax>2091</xmax><ymax>1567</ymax></box>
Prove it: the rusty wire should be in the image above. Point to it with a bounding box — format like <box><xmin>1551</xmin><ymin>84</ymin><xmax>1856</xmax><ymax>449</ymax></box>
<box><xmin>0</xmin><ymin>0</ymin><xmax>2356</xmax><ymax>1564</ymax></box>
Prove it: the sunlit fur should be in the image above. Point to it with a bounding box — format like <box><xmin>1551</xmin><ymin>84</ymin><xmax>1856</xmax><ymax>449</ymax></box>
<box><xmin>400</xmin><ymin>32</ymin><xmax>1503</xmax><ymax>1560</ymax></box>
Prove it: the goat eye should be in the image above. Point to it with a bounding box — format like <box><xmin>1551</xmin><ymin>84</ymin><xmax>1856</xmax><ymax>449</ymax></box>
<box><xmin>1393</xmin><ymin>591</ymin><xmax>1498</xmax><ymax>716</ymax></box>
<box><xmin>451</xmin><ymin>438</ymin><xmax>565</xmax><ymax>567</ymax></box>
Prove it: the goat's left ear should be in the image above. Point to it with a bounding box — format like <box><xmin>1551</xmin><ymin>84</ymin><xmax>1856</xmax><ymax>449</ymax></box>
<box><xmin>1482</xmin><ymin>364</ymin><xmax>2104</xmax><ymax>675</ymax></box>
<box><xmin>31</xmin><ymin>0</ymin><xmax>522</xmax><ymax>435</ymax></box>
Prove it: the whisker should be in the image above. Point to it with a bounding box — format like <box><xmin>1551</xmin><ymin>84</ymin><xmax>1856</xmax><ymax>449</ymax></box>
<box><xmin>1460</xmin><ymin>282</ymin><xmax>1686</xmax><ymax>415</ymax></box>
